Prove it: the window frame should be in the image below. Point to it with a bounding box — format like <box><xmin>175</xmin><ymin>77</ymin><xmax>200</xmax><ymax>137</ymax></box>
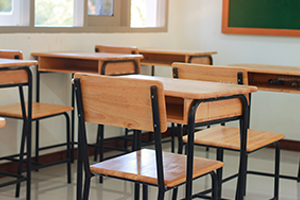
<box><xmin>0</xmin><ymin>0</ymin><xmax>168</xmax><ymax>33</ymax></box>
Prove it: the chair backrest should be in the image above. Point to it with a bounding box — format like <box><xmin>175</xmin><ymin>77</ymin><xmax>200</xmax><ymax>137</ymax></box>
<box><xmin>74</xmin><ymin>73</ymin><xmax>167</xmax><ymax>133</ymax></box>
<box><xmin>0</xmin><ymin>50</ymin><xmax>28</xmax><ymax>86</ymax></box>
<box><xmin>172</xmin><ymin>62</ymin><xmax>248</xmax><ymax>85</ymax></box>
<box><xmin>0</xmin><ymin>49</ymin><xmax>23</xmax><ymax>60</ymax></box>
<box><xmin>95</xmin><ymin>45</ymin><xmax>139</xmax><ymax>55</ymax></box>
<box><xmin>0</xmin><ymin>51</ymin><xmax>32</xmax><ymax>121</ymax></box>
<box><xmin>95</xmin><ymin>45</ymin><xmax>141</xmax><ymax>75</ymax></box>
<box><xmin>172</xmin><ymin>62</ymin><xmax>249</xmax><ymax>124</ymax></box>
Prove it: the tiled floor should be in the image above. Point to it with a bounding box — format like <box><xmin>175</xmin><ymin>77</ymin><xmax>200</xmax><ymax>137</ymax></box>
<box><xmin>0</xmin><ymin>142</ymin><xmax>300</xmax><ymax>200</ymax></box>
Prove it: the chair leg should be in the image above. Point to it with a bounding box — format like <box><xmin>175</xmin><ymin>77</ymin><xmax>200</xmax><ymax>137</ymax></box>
<box><xmin>274</xmin><ymin>142</ymin><xmax>280</xmax><ymax>199</ymax></box>
<box><xmin>171</xmin><ymin>188</ymin><xmax>178</xmax><ymax>200</ymax></box>
<box><xmin>216</xmin><ymin>149</ymin><xmax>224</xmax><ymax>199</ymax></box>
<box><xmin>157</xmin><ymin>187</ymin><xmax>165</xmax><ymax>200</ymax></box>
<box><xmin>93</xmin><ymin>125</ymin><xmax>102</xmax><ymax>161</ymax></box>
<box><xmin>98</xmin><ymin>125</ymin><xmax>104</xmax><ymax>184</ymax></box>
<box><xmin>143</xmin><ymin>184</ymin><xmax>148</xmax><ymax>200</ymax></box>
<box><xmin>63</xmin><ymin>113</ymin><xmax>72</xmax><ymax>184</ymax></box>
<box><xmin>35</xmin><ymin>119</ymin><xmax>40</xmax><ymax>171</ymax></box>
<box><xmin>243</xmin><ymin>154</ymin><xmax>249</xmax><ymax>196</ymax></box>
<box><xmin>15</xmin><ymin>121</ymin><xmax>27</xmax><ymax>198</ymax></box>
<box><xmin>82</xmin><ymin>175</ymin><xmax>92</xmax><ymax>200</ymax></box>
<box><xmin>134</xmin><ymin>183</ymin><xmax>140</xmax><ymax>200</ymax></box>
<box><xmin>209</xmin><ymin>171</ymin><xmax>218</xmax><ymax>200</ymax></box>
<box><xmin>235</xmin><ymin>147</ymin><xmax>247</xmax><ymax>200</ymax></box>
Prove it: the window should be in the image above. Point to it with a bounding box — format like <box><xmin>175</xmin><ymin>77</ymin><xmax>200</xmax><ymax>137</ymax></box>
<box><xmin>88</xmin><ymin>0</ymin><xmax>113</xmax><ymax>16</ymax></box>
<box><xmin>0</xmin><ymin>0</ymin><xmax>29</xmax><ymax>26</ymax></box>
<box><xmin>131</xmin><ymin>0</ymin><xmax>166</xmax><ymax>28</ymax></box>
<box><xmin>0</xmin><ymin>0</ymin><xmax>168</xmax><ymax>33</ymax></box>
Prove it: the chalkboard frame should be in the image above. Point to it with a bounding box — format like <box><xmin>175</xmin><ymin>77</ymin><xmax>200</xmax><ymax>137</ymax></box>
<box><xmin>222</xmin><ymin>0</ymin><xmax>300</xmax><ymax>37</ymax></box>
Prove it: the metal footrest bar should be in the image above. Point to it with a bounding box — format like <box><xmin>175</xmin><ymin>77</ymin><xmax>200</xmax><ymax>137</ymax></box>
<box><xmin>0</xmin><ymin>171</ymin><xmax>24</xmax><ymax>178</ymax></box>
<box><xmin>280</xmin><ymin>174</ymin><xmax>299</xmax><ymax>181</ymax></box>
<box><xmin>0</xmin><ymin>177</ymin><xmax>27</xmax><ymax>188</ymax></box>
<box><xmin>38</xmin><ymin>143</ymin><xmax>68</xmax><ymax>151</ymax></box>
<box><xmin>21</xmin><ymin>160</ymin><xmax>69</xmax><ymax>172</ymax></box>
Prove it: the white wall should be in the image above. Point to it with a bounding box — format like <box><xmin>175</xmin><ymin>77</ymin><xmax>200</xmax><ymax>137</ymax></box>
<box><xmin>1</xmin><ymin>0</ymin><xmax>300</xmax><ymax>156</ymax></box>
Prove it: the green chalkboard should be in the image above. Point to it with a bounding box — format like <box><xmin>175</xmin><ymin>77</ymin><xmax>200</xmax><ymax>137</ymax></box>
<box><xmin>222</xmin><ymin>0</ymin><xmax>300</xmax><ymax>37</ymax></box>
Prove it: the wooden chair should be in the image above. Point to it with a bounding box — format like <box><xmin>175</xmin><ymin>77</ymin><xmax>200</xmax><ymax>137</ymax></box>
<box><xmin>73</xmin><ymin>73</ymin><xmax>224</xmax><ymax>200</ymax></box>
<box><xmin>172</xmin><ymin>62</ymin><xmax>284</xmax><ymax>200</ymax></box>
<box><xmin>94</xmin><ymin>45</ymin><xmax>176</xmax><ymax>171</ymax></box>
<box><xmin>0</xmin><ymin>50</ymin><xmax>73</xmax><ymax>197</ymax></box>
<box><xmin>94</xmin><ymin>45</ymin><xmax>141</xmax><ymax>163</ymax></box>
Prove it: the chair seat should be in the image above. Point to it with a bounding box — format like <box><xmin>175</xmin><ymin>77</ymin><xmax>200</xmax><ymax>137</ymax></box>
<box><xmin>90</xmin><ymin>148</ymin><xmax>223</xmax><ymax>188</ymax></box>
<box><xmin>0</xmin><ymin>102</ymin><xmax>73</xmax><ymax>119</ymax></box>
<box><xmin>182</xmin><ymin>126</ymin><xmax>285</xmax><ymax>152</ymax></box>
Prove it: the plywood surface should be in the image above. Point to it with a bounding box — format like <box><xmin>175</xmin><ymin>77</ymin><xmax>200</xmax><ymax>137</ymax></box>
<box><xmin>122</xmin><ymin>75</ymin><xmax>257</xmax><ymax>100</ymax></box>
<box><xmin>32</xmin><ymin>52</ymin><xmax>143</xmax><ymax>61</ymax></box>
<box><xmin>90</xmin><ymin>149</ymin><xmax>223</xmax><ymax>188</ymax></box>
<box><xmin>0</xmin><ymin>59</ymin><xmax>38</xmax><ymax>68</ymax></box>
<box><xmin>183</xmin><ymin>126</ymin><xmax>285</xmax><ymax>152</ymax></box>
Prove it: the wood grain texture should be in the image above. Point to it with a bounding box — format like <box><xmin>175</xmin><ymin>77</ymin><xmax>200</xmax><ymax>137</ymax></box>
<box><xmin>228</xmin><ymin>63</ymin><xmax>300</xmax><ymax>93</ymax></box>
<box><xmin>0</xmin><ymin>68</ymin><xmax>28</xmax><ymax>85</ymax></box>
<box><xmin>95</xmin><ymin>45</ymin><xmax>141</xmax><ymax>74</ymax></box>
<box><xmin>95</xmin><ymin>45</ymin><xmax>139</xmax><ymax>54</ymax></box>
<box><xmin>0</xmin><ymin>102</ymin><xmax>73</xmax><ymax>119</ymax></box>
<box><xmin>169</xmin><ymin>63</ymin><xmax>251</xmax><ymax>124</ymax></box>
<box><xmin>32</xmin><ymin>52</ymin><xmax>142</xmax><ymax>75</ymax></box>
<box><xmin>139</xmin><ymin>48</ymin><xmax>217</xmax><ymax>67</ymax></box>
<box><xmin>32</xmin><ymin>52</ymin><xmax>143</xmax><ymax>61</ymax></box>
<box><xmin>122</xmin><ymin>75</ymin><xmax>257</xmax><ymax>100</ymax></box>
<box><xmin>74</xmin><ymin>73</ymin><xmax>167</xmax><ymax>133</ymax></box>
<box><xmin>122</xmin><ymin>75</ymin><xmax>257</xmax><ymax>125</ymax></box>
<box><xmin>0</xmin><ymin>59</ymin><xmax>37</xmax><ymax>68</ymax></box>
<box><xmin>229</xmin><ymin>63</ymin><xmax>300</xmax><ymax>76</ymax></box>
<box><xmin>0</xmin><ymin>49</ymin><xmax>23</xmax><ymax>59</ymax></box>
<box><xmin>139</xmin><ymin>48</ymin><xmax>217</xmax><ymax>56</ymax></box>
<box><xmin>172</xmin><ymin>62</ymin><xmax>248</xmax><ymax>84</ymax></box>
<box><xmin>90</xmin><ymin>149</ymin><xmax>223</xmax><ymax>188</ymax></box>
<box><xmin>183</xmin><ymin>126</ymin><xmax>284</xmax><ymax>152</ymax></box>
<box><xmin>0</xmin><ymin>117</ymin><xmax>5</xmax><ymax>128</ymax></box>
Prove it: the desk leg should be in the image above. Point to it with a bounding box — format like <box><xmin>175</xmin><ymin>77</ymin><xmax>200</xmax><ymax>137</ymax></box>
<box><xmin>26</xmin><ymin>121</ymin><xmax>32</xmax><ymax>200</ymax></box>
<box><xmin>71</xmin><ymin>73</ymin><xmax>75</xmax><ymax>163</ymax></box>
<box><xmin>35</xmin><ymin>67</ymin><xmax>40</xmax><ymax>170</ymax></box>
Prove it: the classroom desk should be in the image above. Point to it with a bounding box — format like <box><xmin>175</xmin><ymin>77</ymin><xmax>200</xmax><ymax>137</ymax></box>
<box><xmin>122</xmin><ymin>74</ymin><xmax>257</xmax><ymax>199</ymax></box>
<box><xmin>0</xmin><ymin>58</ymin><xmax>38</xmax><ymax>200</ymax></box>
<box><xmin>31</xmin><ymin>52</ymin><xmax>143</xmax><ymax>162</ymax></box>
<box><xmin>139</xmin><ymin>48</ymin><xmax>217</xmax><ymax>76</ymax></box>
<box><xmin>229</xmin><ymin>63</ymin><xmax>300</xmax><ymax>94</ymax></box>
<box><xmin>31</xmin><ymin>52</ymin><xmax>143</xmax><ymax>75</ymax></box>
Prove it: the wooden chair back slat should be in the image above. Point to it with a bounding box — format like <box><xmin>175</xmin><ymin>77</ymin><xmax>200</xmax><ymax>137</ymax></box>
<box><xmin>0</xmin><ymin>50</ymin><xmax>28</xmax><ymax>85</ymax></box>
<box><xmin>95</xmin><ymin>45</ymin><xmax>139</xmax><ymax>54</ymax></box>
<box><xmin>172</xmin><ymin>62</ymin><xmax>248</xmax><ymax>85</ymax></box>
<box><xmin>0</xmin><ymin>49</ymin><xmax>23</xmax><ymax>60</ymax></box>
<box><xmin>74</xmin><ymin>73</ymin><xmax>167</xmax><ymax>133</ymax></box>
